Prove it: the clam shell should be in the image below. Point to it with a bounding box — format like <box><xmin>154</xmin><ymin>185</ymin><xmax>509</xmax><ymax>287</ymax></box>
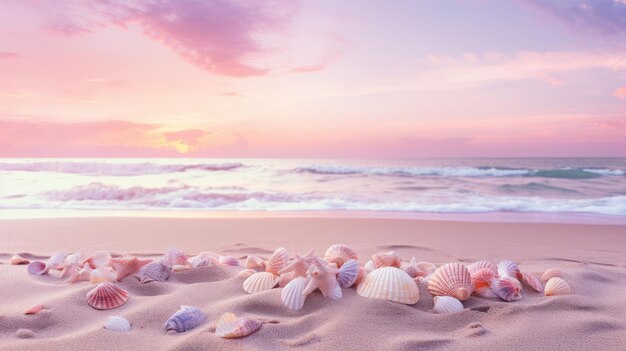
<box><xmin>433</xmin><ymin>296</ymin><xmax>464</xmax><ymax>314</ymax></box>
<box><xmin>428</xmin><ymin>263</ymin><xmax>473</xmax><ymax>301</ymax></box>
<box><xmin>27</xmin><ymin>261</ymin><xmax>49</xmax><ymax>275</ymax></box>
<box><xmin>164</xmin><ymin>305</ymin><xmax>206</xmax><ymax>333</ymax></box>
<box><xmin>137</xmin><ymin>262</ymin><xmax>170</xmax><ymax>283</ymax></box>
<box><xmin>541</xmin><ymin>268</ymin><xmax>567</xmax><ymax>282</ymax></box>
<box><xmin>86</xmin><ymin>283</ymin><xmax>129</xmax><ymax>310</ymax></box>
<box><xmin>471</xmin><ymin>268</ymin><xmax>498</xmax><ymax>298</ymax></box>
<box><xmin>371</xmin><ymin>251</ymin><xmax>402</xmax><ymax>268</ymax></box>
<box><xmin>83</xmin><ymin>250</ymin><xmax>111</xmax><ymax>268</ymax></box>
<box><xmin>215</xmin><ymin>312</ymin><xmax>262</xmax><ymax>339</ymax></box>
<box><xmin>243</xmin><ymin>271</ymin><xmax>279</xmax><ymax>294</ymax></box>
<box><xmin>245</xmin><ymin>255</ymin><xmax>266</xmax><ymax>270</ymax></box>
<box><xmin>11</xmin><ymin>254</ymin><xmax>30</xmax><ymax>265</ymax></box>
<box><xmin>24</xmin><ymin>304</ymin><xmax>45</xmax><ymax>315</ymax></box>
<box><xmin>490</xmin><ymin>276</ymin><xmax>522</xmax><ymax>302</ymax></box>
<box><xmin>219</xmin><ymin>256</ymin><xmax>239</xmax><ymax>266</ymax></box>
<box><xmin>497</xmin><ymin>260</ymin><xmax>520</xmax><ymax>279</ymax></box>
<box><xmin>281</xmin><ymin>276</ymin><xmax>310</xmax><ymax>311</ymax></box>
<box><xmin>163</xmin><ymin>248</ymin><xmax>188</xmax><ymax>266</ymax></box>
<box><xmin>265</xmin><ymin>247</ymin><xmax>289</xmax><ymax>275</ymax></box>
<box><xmin>337</xmin><ymin>259</ymin><xmax>359</xmax><ymax>288</ymax></box>
<box><xmin>324</xmin><ymin>244</ymin><xmax>358</xmax><ymax>268</ymax></box>
<box><xmin>91</xmin><ymin>268</ymin><xmax>117</xmax><ymax>283</ymax></box>
<box><xmin>467</xmin><ymin>261</ymin><xmax>497</xmax><ymax>276</ymax></box>
<box><xmin>520</xmin><ymin>270</ymin><xmax>543</xmax><ymax>292</ymax></box>
<box><xmin>356</xmin><ymin>266</ymin><xmax>420</xmax><ymax>304</ymax></box>
<box><xmin>544</xmin><ymin>277</ymin><xmax>572</xmax><ymax>296</ymax></box>
<box><xmin>105</xmin><ymin>316</ymin><xmax>131</xmax><ymax>332</ymax></box>
<box><xmin>238</xmin><ymin>268</ymin><xmax>257</xmax><ymax>278</ymax></box>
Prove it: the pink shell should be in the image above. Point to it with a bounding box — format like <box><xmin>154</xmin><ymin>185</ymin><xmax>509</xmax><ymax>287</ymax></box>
<box><xmin>27</xmin><ymin>261</ymin><xmax>49</xmax><ymax>275</ymax></box>
<box><xmin>324</xmin><ymin>244</ymin><xmax>358</xmax><ymax>267</ymax></box>
<box><xmin>490</xmin><ymin>276</ymin><xmax>522</xmax><ymax>302</ymax></box>
<box><xmin>427</xmin><ymin>263</ymin><xmax>473</xmax><ymax>301</ymax></box>
<box><xmin>86</xmin><ymin>283</ymin><xmax>129</xmax><ymax>310</ymax></box>
<box><xmin>238</xmin><ymin>268</ymin><xmax>257</xmax><ymax>278</ymax></box>
<box><xmin>83</xmin><ymin>250</ymin><xmax>111</xmax><ymax>269</ymax></box>
<box><xmin>11</xmin><ymin>254</ymin><xmax>30</xmax><ymax>265</ymax></box>
<box><xmin>544</xmin><ymin>277</ymin><xmax>572</xmax><ymax>296</ymax></box>
<box><xmin>356</xmin><ymin>267</ymin><xmax>420</xmax><ymax>304</ymax></box>
<box><xmin>163</xmin><ymin>248</ymin><xmax>188</xmax><ymax>266</ymax></box>
<box><xmin>265</xmin><ymin>247</ymin><xmax>289</xmax><ymax>275</ymax></box>
<box><xmin>541</xmin><ymin>268</ymin><xmax>567</xmax><ymax>282</ymax></box>
<box><xmin>467</xmin><ymin>261</ymin><xmax>497</xmax><ymax>276</ymax></box>
<box><xmin>354</xmin><ymin>266</ymin><xmax>367</xmax><ymax>287</ymax></box>
<box><xmin>215</xmin><ymin>313</ymin><xmax>262</xmax><ymax>339</ymax></box>
<box><xmin>371</xmin><ymin>251</ymin><xmax>402</xmax><ymax>268</ymax></box>
<box><xmin>109</xmin><ymin>257</ymin><xmax>151</xmax><ymax>281</ymax></box>
<box><xmin>520</xmin><ymin>270</ymin><xmax>543</xmax><ymax>292</ymax></box>
<box><xmin>416</xmin><ymin>262</ymin><xmax>437</xmax><ymax>275</ymax></box>
<box><xmin>24</xmin><ymin>304</ymin><xmax>45</xmax><ymax>315</ymax></box>
<box><xmin>471</xmin><ymin>267</ymin><xmax>497</xmax><ymax>290</ymax></box>
<box><xmin>218</xmin><ymin>256</ymin><xmax>239</xmax><ymax>266</ymax></box>
<box><xmin>497</xmin><ymin>260</ymin><xmax>521</xmax><ymax>279</ymax></box>
<box><xmin>245</xmin><ymin>255</ymin><xmax>266</xmax><ymax>270</ymax></box>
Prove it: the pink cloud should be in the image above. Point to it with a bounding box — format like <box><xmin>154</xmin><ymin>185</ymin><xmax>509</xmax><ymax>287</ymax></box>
<box><xmin>0</xmin><ymin>51</ymin><xmax>19</xmax><ymax>59</ymax></box>
<box><xmin>613</xmin><ymin>86</ymin><xmax>626</xmax><ymax>100</ymax></box>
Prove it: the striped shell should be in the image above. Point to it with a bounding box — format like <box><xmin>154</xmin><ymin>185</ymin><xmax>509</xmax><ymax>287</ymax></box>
<box><xmin>337</xmin><ymin>259</ymin><xmax>359</xmax><ymax>288</ymax></box>
<box><xmin>544</xmin><ymin>277</ymin><xmax>572</xmax><ymax>296</ymax></box>
<box><xmin>219</xmin><ymin>256</ymin><xmax>239</xmax><ymax>266</ymax></box>
<box><xmin>215</xmin><ymin>312</ymin><xmax>262</xmax><ymax>339</ymax></box>
<box><xmin>542</xmin><ymin>268</ymin><xmax>566</xmax><ymax>282</ymax></box>
<box><xmin>433</xmin><ymin>296</ymin><xmax>464</xmax><ymax>314</ymax></box>
<box><xmin>137</xmin><ymin>262</ymin><xmax>170</xmax><ymax>283</ymax></box>
<box><xmin>490</xmin><ymin>276</ymin><xmax>522</xmax><ymax>302</ymax></box>
<box><xmin>371</xmin><ymin>251</ymin><xmax>402</xmax><ymax>268</ymax></box>
<box><xmin>86</xmin><ymin>283</ymin><xmax>129</xmax><ymax>310</ymax></box>
<box><xmin>324</xmin><ymin>244</ymin><xmax>358</xmax><ymax>267</ymax></box>
<box><xmin>265</xmin><ymin>247</ymin><xmax>289</xmax><ymax>275</ymax></box>
<box><xmin>104</xmin><ymin>316</ymin><xmax>131</xmax><ymax>332</ymax></box>
<box><xmin>238</xmin><ymin>268</ymin><xmax>257</xmax><ymax>278</ymax></box>
<box><xmin>245</xmin><ymin>255</ymin><xmax>266</xmax><ymax>270</ymax></box>
<box><xmin>27</xmin><ymin>261</ymin><xmax>49</xmax><ymax>275</ymax></box>
<box><xmin>467</xmin><ymin>260</ymin><xmax>497</xmax><ymax>276</ymax></box>
<box><xmin>164</xmin><ymin>305</ymin><xmax>206</xmax><ymax>333</ymax></box>
<box><xmin>243</xmin><ymin>271</ymin><xmax>279</xmax><ymax>294</ymax></box>
<box><xmin>109</xmin><ymin>257</ymin><xmax>151</xmax><ymax>281</ymax></box>
<box><xmin>428</xmin><ymin>263</ymin><xmax>473</xmax><ymax>301</ymax></box>
<box><xmin>356</xmin><ymin>267</ymin><xmax>420</xmax><ymax>305</ymax></box>
<box><xmin>281</xmin><ymin>276</ymin><xmax>310</xmax><ymax>311</ymax></box>
<box><xmin>90</xmin><ymin>268</ymin><xmax>117</xmax><ymax>284</ymax></box>
<box><xmin>24</xmin><ymin>304</ymin><xmax>45</xmax><ymax>315</ymax></box>
<box><xmin>11</xmin><ymin>254</ymin><xmax>30</xmax><ymax>265</ymax></box>
<box><xmin>520</xmin><ymin>271</ymin><xmax>543</xmax><ymax>292</ymax></box>
<box><xmin>471</xmin><ymin>268</ymin><xmax>498</xmax><ymax>298</ymax></box>
<box><xmin>497</xmin><ymin>260</ymin><xmax>520</xmax><ymax>279</ymax></box>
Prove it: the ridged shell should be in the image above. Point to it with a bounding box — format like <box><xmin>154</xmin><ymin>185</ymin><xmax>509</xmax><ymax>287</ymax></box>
<box><xmin>428</xmin><ymin>263</ymin><xmax>473</xmax><ymax>301</ymax></box>
<box><xmin>109</xmin><ymin>257</ymin><xmax>151</xmax><ymax>281</ymax></box>
<box><xmin>245</xmin><ymin>255</ymin><xmax>266</xmax><ymax>270</ymax></box>
<box><xmin>163</xmin><ymin>248</ymin><xmax>188</xmax><ymax>266</ymax></box>
<box><xmin>104</xmin><ymin>316</ymin><xmax>131</xmax><ymax>332</ymax></box>
<box><xmin>471</xmin><ymin>268</ymin><xmax>498</xmax><ymax>298</ymax></box>
<box><xmin>215</xmin><ymin>312</ymin><xmax>262</xmax><ymax>339</ymax></box>
<box><xmin>164</xmin><ymin>305</ymin><xmax>206</xmax><ymax>332</ymax></box>
<box><xmin>371</xmin><ymin>251</ymin><xmax>402</xmax><ymax>268</ymax></box>
<box><xmin>24</xmin><ymin>304</ymin><xmax>45</xmax><ymax>315</ymax></box>
<box><xmin>324</xmin><ymin>244</ymin><xmax>358</xmax><ymax>267</ymax></box>
<box><xmin>137</xmin><ymin>262</ymin><xmax>170</xmax><ymax>283</ymax></box>
<box><xmin>354</xmin><ymin>266</ymin><xmax>367</xmax><ymax>287</ymax></box>
<box><xmin>337</xmin><ymin>259</ymin><xmax>359</xmax><ymax>288</ymax></box>
<box><xmin>188</xmin><ymin>252</ymin><xmax>218</xmax><ymax>268</ymax></box>
<box><xmin>243</xmin><ymin>271</ymin><xmax>279</xmax><ymax>294</ymax></box>
<box><xmin>520</xmin><ymin>271</ymin><xmax>543</xmax><ymax>292</ymax></box>
<box><xmin>467</xmin><ymin>261</ymin><xmax>497</xmax><ymax>276</ymax></box>
<box><xmin>433</xmin><ymin>296</ymin><xmax>464</xmax><ymax>314</ymax></box>
<box><xmin>11</xmin><ymin>254</ymin><xmax>30</xmax><ymax>265</ymax></box>
<box><xmin>86</xmin><ymin>283</ymin><xmax>129</xmax><ymax>310</ymax></box>
<box><xmin>497</xmin><ymin>260</ymin><xmax>520</xmax><ymax>279</ymax></box>
<box><xmin>490</xmin><ymin>276</ymin><xmax>522</xmax><ymax>302</ymax></box>
<box><xmin>91</xmin><ymin>268</ymin><xmax>117</xmax><ymax>283</ymax></box>
<box><xmin>265</xmin><ymin>247</ymin><xmax>289</xmax><ymax>275</ymax></box>
<box><xmin>329</xmin><ymin>280</ymin><xmax>343</xmax><ymax>300</ymax></box>
<box><xmin>238</xmin><ymin>268</ymin><xmax>257</xmax><ymax>278</ymax></box>
<box><xmin>356</xmin><ymin>267</ymin><xmax>420</xmax><ymax>304</ymax></box>
<box><xmin>281</xmin><ymin>276</ymin><xmax>310</xmax><ymax>310</ymax></box>
<box><xmin>83</xmin><ymin>250</ymin><xmax>111</xmax><ymax>268</ymax></box>
<box><xmin>27</xmin><ymin>261</ymin><xmax>49</xmax><ymax>275</ymax></box>
<box><xmin>544</xmin><ymin>277</ymin><xmax>572</xmax><ymax>296</ymax></box>
<box><xmin>219</xmin><ymin>256</ymin><xmax>239</xmax><ymax>266</ymax></box>
<box><xmin>542</xmin><ymin>268</ymin><xmax>567</xmax><ymax>282</ymax></box>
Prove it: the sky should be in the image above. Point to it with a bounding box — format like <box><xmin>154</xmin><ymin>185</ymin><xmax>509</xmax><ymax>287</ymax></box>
<box><xmin>0</xmin><ymin>0</ymin><xmax>625</xmax><ymax>158</ymax></box>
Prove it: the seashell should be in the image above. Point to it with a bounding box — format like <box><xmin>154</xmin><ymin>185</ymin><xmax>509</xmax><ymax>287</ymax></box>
<box><xmin>83</xmin><ymin>250</ymin><xmax>111</xmax><ymax>268</ymax></box>
<box><xmin>24</xmin><ymin>304</ymin><xmax>45</xmax><ymax>315</ymax></box>
<box><xmin>356</xmin><ymin>266</ymin><xmax>420</xmax><ymax>305</ymax></box>
<box><xmin>541</xmin><ymin>268</ymin><xmax>567</xmax><ymax>282</ymax></box>
<box><xmin>64</xmin><ymin>253</ymin><xmax>83</xmax><ymax>265</ymax></box>
<box><xmin>433</xmin><ymin>296</ymin><xmax>464</xmax><ymax>314</ymax></box>
<box><xmin>490</xmin><ymin>276</ymin><xmax>522</xmax><ymax>302</ymax></box>
<box><xmin>104</xmin><ymin>316</ymin><xmax>131</xmax><ymax>332</ymax></box>
<box><xmin>86</xmin><ymin>283</ymin><xmax>129</xmax><ymax>310</ymax></box>
<box><xmin>428</xmin><ymin>263</ymin><xmax>473</xmax><ymax>301</ymax></box>
<box><xmin>303</xmin><ymin>256</ymin><xmax>341</xmax><ymax>298</ymax></box>
<box><xmin>278</xmin><ymin>272</ymin><xmax>294</xmax><ymax>287</ymax></box>
<box><xmin>520</xmin><ymin>270</ymin><xmax>543</xmax><ymax>292</ymax></box>
<box><xmin>354</xmin><ymin>266</ymin><xmax>367</xmax><ymax>287</ymax></box>
<box><xmin>163</xmin><ymin>248</ymin><xmax>188</xmax><ymax>266</ymax></box>
<box><xmin>497</xmin><ymin>260</ymin><xmax>521</xmax><ymax>279</ymax></box>
<box><xmin>11</xmin><ymin>254</ymin><xmax>30</xmax><ymax>265</ymax></box>
<box><xmin>467</xmin><ymin>260</ymin><xmax>497</xmax><ymax>276</ymax></box>
<box><xmin>188</xmin><ymin>256</ymin><xmax>210</xmax><ymax>268</ymax></box>
<box><xmin>67</xmin><ymin>264</ymin><xmax>93</xmax><ymax>284</ymax></box>
<box><xmin>238</xmin><ymin>268</ymin><xmax>257</xmax><ymax>278</ymax></box>
<box><xmin>59</xmin><ymin>262</ymin><xmax>81</xmax><ymax>279</ymax></box>
<box><xmin>265</xmin><ymin>247</ymin><xmax>289</xmax><ymax>275</ymax></box>
<box><xmin>164</xmin><ymin>305</ymin><xmax>206</xmax><ymax>333</ymax></box>
<box><xmin>109</xmin><ymin>256</ymin><xmax>151</xmax><ymax>281</ymax></box>
<box><xmin>337</xmin><ymin>259</ymin><xmax>359</xmax><ymax>288</ymax></box>
<box><xmin>401</xmin><ymin>258</ymin><xmax>426</xmax><ymax>278</ymax></box>
<box><xmin>136</xmin><ymin>262</ymin><xmax>170</xmax><ymax>283</ymax></box>
<box><xmin>416</xmin><ymin>262</ymin><xmax>437</xmax><ymax>275</ymax></box>
<box><xmin>215</xmin><ymin>312</ymin><xmax>262</xmax><ymax>339</ymax></box>
<box><xmin>324</xmin><ymin>244</ymin><xmax>358</xmax><ymax>268</ymax></box>
<box><xmin>91</xmin><ymin>267</ymin><xmax>117</xmax><ymax>283</ymax></box>
<box><xmin>471</xmin><ymin>268</ymin><xmax>498</xmax><ymax>298</ymax></box>
<box><xmin>27</xmin><ymin>261</ymin><xmax>49</xmax><ymax>275</ymax></box>
<box><xmin>172</xmin><ymin>264</ymin><xmax>191</xmax><ymax>272</ymax></box>
<box><xmin>278</xmin><ymin>250</ymin><xmax>315</xmax><ymax>278</ymax></box>
<box><xmin>219</xmin><ymin>256</ymin><xmax>239</xmax><ymax>266</ymax></box>
<box><xmin>245</xmin><ymin>255</ymin><xmax>266</xmax><ymax>270</ymax></box>
<box><xmin>47</xmin><ymin>252</ymin><xmax>67</xmax><ymax>270</ymax></box>
<box><xmin>243</xmin><ymin>271</ymin><xmax>279</xmax><ymax>294</ymax></box>
<box><xmin>364</xmin><ymin>260</ymin><xmax>376</xmax><ymax>273</ymax></box>
<box><xmin>281</xmin><ymin>276</ymin><xmax>310</xmax><ymax>311</ymax></box>
<box><xmin>371</xmin><ymin>251</ymin><xmax>402</xmax><ymax>268</ymax></box>
<box><xmin>544</xmin><ymin>277</ymin><xmax>572</xmax><ymax>296</ymax></box>
<box><xmin>328</xmin><ymin>279</ymin><xmax>343</xmax><ymax>300</ymax></box>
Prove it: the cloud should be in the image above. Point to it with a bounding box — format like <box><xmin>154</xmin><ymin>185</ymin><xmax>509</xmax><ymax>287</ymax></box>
<box><xmin>587</xmin><ymin>117</ymin><xmax>626</xmax><ymax>128</ymax></box>
<box><xmin>613</xmin><ymin>86</ymin><xmax>626</xmax><ymax>100</ymax></box>
<box><xmin>523</xmin><ymin>0</ymin><xmax>626</xmax><ymax>34</ymax></box>
<box><xmin>0</xmin><ymin>51</ymin><xmax>19</xmax><ymax>59</ymax></box>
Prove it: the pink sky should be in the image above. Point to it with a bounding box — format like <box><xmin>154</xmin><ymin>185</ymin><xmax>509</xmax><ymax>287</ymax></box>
<box><xmin>0</xmin><ymin>0</ymin><xmax>625</xmax><ymax>157</ymax></box>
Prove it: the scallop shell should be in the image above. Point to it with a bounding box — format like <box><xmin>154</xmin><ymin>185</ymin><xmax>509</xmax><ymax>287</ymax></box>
<box><xmin>354</xmin><ymin>266</ymin><xmax>367</xmax><ymax>287</ymax></box>
<box><xmin>433</xmin><ymin>296</ymin><xmax>464</xmax><ymax>314</ymax></box>
<box><xmin>243</xmin><ymin>271</ymin><xmax>279</xmax><ymax>294</ymax></box>
<box><xmin>24</xmin><ymin>304</ymin><xmax>45</xmax><ymax>315</ymax></box>
<box><xmin>104</xmin><ymin>316</ymin><xmax>131</xmax><ymax>332</ymax></box>
<box><xmin>86</xmin><ymin>283</ymin><xmax>129</xmax><ymax>310</ymax></box>
<box><xmin>328</xmin><ymin>279</ymin><xmax>343</xmax><ymax>300</ymax></box>
<box><xmin>83</xmin><ymin>250</ymin><xmax>111</xmax><ymax>268</ymax></box>
<box><xmin>356</xmin><ymin>267</ymin><xmax>420</xmax><ymax>304</ymax></box>
<box><xmin>11</xmin><ymin>254</ymin><xmax>30</xmax><ymax>265</ymax></box>
<box><xmin>324</xmin><ymin>244</ymin><xmax>358</xmax><ymax>268</ymax></box>
<box><xmin>281</xmin><ymin>276</ymin><xmax>310</xmax><ymax>310</ymax></box>
<box><xmin>544</xmin><ymin>277</ymin><xmax>572</xmax><ymax>296</ymax></box>
<box><xmin>490</xmin><ymin>276</ymin><xmax>522</xmax><ymax>302</ymax></box>
<box><xmin>467</xmin><ymin>261</ymin><xmax>497</xmax><ymax>276</ymax></box>
<box><xmin>245</xmin><ymin>255</ymin><xmax>266</xmax><ymax>270</ymax></box>
<box><xmin>215</xmin><ymin>312</ymin><xmax>262</xmax><ymax>339</ymax></box>
<box><xmin>428</xmin><ymin>263</ymin><xmax>473</xmax><ymax>301</ymax></box>
<box><xmin>471</xmin><ymin>268</ymin><xmax>498</xmax><ymax>298</ymax></box>
<box><xmin>497</xmin><ymin>260</ymin><xmax>520</xmax><ymax>279</ymax></box>
<box><xmin>137</xmin><ymin>262</ymin><xmax>170</xmax><ymax>283</ymax></box>
<box><xmin>265</xmin><ymin>247</ymin><xmax>289</xmax><ymax>275</ymax></box>
<box><xmin>164</xmin><ymin>305</ymin><xmax>206</xmax><ymax>333</ymax></box>
<box><xmin>27</xmin><ymin>261</ymin><xmax>49</xmax><ymax>275</ymax></box>
<box><xmin>163</xmin><ymin>248</ymin><xmax>188</xmax><ymax>266</ymax></box>
<box><xmin>541</xmin><ymin>268</ymin><xmax>567</xmax><ymax>282</ymax></box>
<box><xmin>371</xmin><ymin>251</ymin><xmax>402</xmax><ymax>268</ymax></box>
<box><xmin>219</xmin><ymin>256</ymin><xmax>239</xmax><ymax>266</ymax></box>
<box><xmin>520</xmin><ymin>270</ymin><xmax>543</xmax><ymax>292</ymax></box>
<box><xmin>337</xmin><ymin>259</ymin><xmax>359</xmax><ymax>288</ymax></box>
<box><xmin>238</xmin><ymin>268</ymin><xmax>257</xmax><ymax>278</ymax></box>
<box><xmin>91</xmin><ymin>268</ymin><xmax>117</xmax><ymax>283</ymax></box>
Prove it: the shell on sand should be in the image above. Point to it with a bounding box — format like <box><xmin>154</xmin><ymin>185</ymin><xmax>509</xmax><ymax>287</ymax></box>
<box><xmin>47</xmin><ymin>252</ymin><xmax>68</xmax><ymax>270</ymax></box>
<box><xmin>357</xmin><ymin>266</ymin><xmax>420</xmax><ymax>305</ymax></box>
<box><xmin>542</xmin><ymin>268</ymin><xmax>567</xmax><ymax>282</ymax></box>
<box><xmin>105</xmin><ymin>316</ymin><xmax>131</xmax><ymax>332</ymax></box>
<box><xmin>189</xmin><ymin>252</ymin><xmax>218</xmax><ymax>268</ymax></box>
<box><xmin>490</xmin><ymin>276</ymin><xmax>522</xmax><ymax>302</ymax></box>
<box><xmin>83</xmin><ymin>250</ymin><xmax>111</xmax><ymax>269</ymax></box>
<box><xmin>428</xmin><ymin>263</ymin><xmax>473</xmax><ymax>301</ymax></box>
<box><xmin>416</xmin><ymin>262</ymin><xmax>437</xmax><ymax>275</ymax></box>
<box><xmin>164</xmin><ymin>305</ymin><xmax>206</xmax><ymax>333</ymax></box>
<box><xmin>337</xmin><ymin>259</ymin><xmax>359</xmax><ymax>288</ymax></box>
<box><xmin>171</xmin><ymin>264</ymin><xmax>191</xmax><ymax>272</ymax></box>
<box><xmin>471</xmin><ymin>268</ymin><xmax>498</xmax><ymax>298</ymax></box>
<box><xmin>86</xmin><ymin>282</ymin><xmax>129</xmax><ymax>310</ymax></box>
<box><xmin>215</xmin><ymin>312</ymin><xmax>262</xmax><ymax>339</ymax></box>
<box><xmin>544</xmin><ymin>277</ymin><xmax>572</xmax><ymax>296</ymax></box>
<box><xmin>324</xmin><ymin>244</ymin><xmax>358</xmax><ymax>268</ymax></box>
<box><xmin>281</xmin><ymin>276</ymin><xmax>310</xmax><ymax>311</ymax></box>
<box><xmin>265</xmin><ymin>247</ymin><xmax>289</xmax><ymax>275</ymax></box>
<box><xmin>137</xmin><ymin>262</ymin><xmax>170</xmax><ymax>283</ymax></box>
<box><xmin>364</xmin><ymin>260</ymin><xmax>376</xmax><ymax>273</ymax></box>
<box><xmin>245</xmin><ymin>255</ymin><xmax>266</xmax><ymax>270</ymax></box>
<box><xmin>497</xmin><ymin>260</ymin><xmax>520</xmax><ymax>279</ymax></box>
<box><xmin>371</xmin><ymin>251</ymin><xmax>402</xmax><ymax>268</ymax></box>
<box><xmin>243</xmin><ymin>271</ymin><xmax>279</xmax><ymax>294</ymax></box>
<box><xmin>67</xmin><ymin>264</ymin><xmax>92</xmax><ymax>284</ymax></box>
<box><xmin>467</xmin><ymin>261</ymin><xmax>497</xmax><ymax>276</ymax></box>
<box><xmin>24</xmin><ymin>304</ymin><xmax>45</xmax><ymax>315</ymax></box>
<box><xmin>109</xmin><ymin>256</ymin><xmax>151</xmax><ymax>281</ymax></box>
<box><xmin>11</xmin><ymin>254</ymin><xmax>30</xmax><ymax>265</ymax></box>
<box><xmin>238</xmin><ymin>268</ymin><xmax>257</xmax><ymax>278</ymax></box>
<box><xmin>163</xmin><ymin>248</ymin><xmax>188</xmax><ymax>266</ymax></box>
<box><xmin>401</xmin><ymin>258</ymin><xmax>427</xmax><ymax>278</ymax></box>
<box><xmin>433</xmin><ymin>296</ymin><xmax>464</xmax><ymax>314</ymax></box>
<box><xmin>27</xmin><ymin>261</ymin><xmax>49</xmax><ymax>275</ymax></box>
<box><xmin>219</xmin><ymin>256</ymin><xmax>239</xmax><ymax>266</ymax></box>
<box><xmin>354</xmin><ymin>266</ymin><xmax>367</xmax><ymax>287</ymax></box>
<box><xmin>91</xmin><ymin>268</ymin><xmax>117</xmax><ymax>284</ymax></box>
<box><xmin>520</xmin><ymin>271</ymin><xmax>543</xmax><ymax>292</ymax></box>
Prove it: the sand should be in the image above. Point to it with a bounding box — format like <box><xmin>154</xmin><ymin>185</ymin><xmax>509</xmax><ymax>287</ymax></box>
<box><xmin>0</xmin><ymin>217</ymin><xmax>625</xmax><ymax>350</ymax></box>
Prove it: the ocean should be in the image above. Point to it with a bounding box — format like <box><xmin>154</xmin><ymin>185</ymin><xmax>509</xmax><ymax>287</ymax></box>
<box><xmin>1</xmin><ymin>158</ymin><xmax>625</xmax><ymax>220</ymax></box>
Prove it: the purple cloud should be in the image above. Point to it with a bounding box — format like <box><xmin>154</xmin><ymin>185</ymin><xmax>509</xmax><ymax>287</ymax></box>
<box><xmin>524</xmin><ymin>0</ymin><xmax>626</xmax><ymax>34</ymax></box>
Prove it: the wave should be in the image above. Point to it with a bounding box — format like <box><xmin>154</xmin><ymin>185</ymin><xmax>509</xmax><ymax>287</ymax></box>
<box><xmin>0</xmin><ymin>161</ymin><xmax>243</xmax><ymax>176</ymax></box>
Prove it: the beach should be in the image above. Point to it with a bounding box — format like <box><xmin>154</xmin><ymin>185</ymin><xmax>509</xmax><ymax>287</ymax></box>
<box><xmin>1</xmin><ymin>216</ymin><xmax>625</xmax><ymax>350</ymax></box>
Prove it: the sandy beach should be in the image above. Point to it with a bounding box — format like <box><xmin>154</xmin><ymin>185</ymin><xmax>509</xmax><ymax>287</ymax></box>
<box><xmin>0</xmin><ymin>217</ymin><xmax>625</xmax><ymax>350</ymax></box>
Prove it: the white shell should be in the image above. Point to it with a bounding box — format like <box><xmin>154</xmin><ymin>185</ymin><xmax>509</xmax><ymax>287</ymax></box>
<box><xmin>356</xmin><ymin>267</ymin><xmax>420</xmax><ymax>305</ymax></box>
<box><xmin>104</xmin><ymin>316</ymin><xmax>131</xmax><ymax>332</ymax></box>
<box><xmin>219</xmin><ymin>256</ymin><xmax>239</xmax><ymax>266</ymax></box>
<box><xmin>497</xmin><ymin>260</ymin><xmax>520</xmax><ymax>278</ymax></box>
<box><xmin>544</xmin><ymin>277</ymin><xmax>572</xmax><ymax>296</ymax></box>
<box><xmin>364</xmin><ymin>260</ymin><xmax>376</xmax><ymax>273</ymax></box>
<box><xmin>281</xmin><ymin>276</ymin><xmax>310</xmax><ymax>310</ymax></box>
<box><xmin>490</xmin><ymin>276</ymin><xmax>522</xmax><ymax>302</ymax></box>
<box><xmin>542</xmin><ymin>268</ymin><xmax>567</xmax><ymax>282</ymax></box>
<box><xmin>265</xmin><ymin>247</ymin><xmax>289</xmax><ymax>275</ymax></box>
<box><xmin>238</xmin><ymin>268</ymin><xmax>257</xmax><ymax>278</ymax></box>
<box><xmin>467</xmin><ymin>261</ymin><xmax>497</xmax><ymax>276</ymax></box>
<box><xmin>243</xmin><ymin>271</ymin><xmax>279</xmax><ymax>294</ymax></box>
<box><xmin>433</xmin><ymin>296</ymin><xmax>464</xmax><ymax>314</ymax></box>
<box><xmin>245</xmin><ymin>255</ymin><xmax>266</xmax><ymax>270</ymax></box>
<box><xmin>324</xmin><ymin>244</ymin><xmax>358</xmax><ymax>267</ymax></box>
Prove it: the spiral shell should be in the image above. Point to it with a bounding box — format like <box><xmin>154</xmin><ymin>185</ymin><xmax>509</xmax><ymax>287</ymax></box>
<box><xmin>219</xmin><ymin>256</ymin><xmax>239</xmax><ymax>266</ymax></box>
<box><xmin>11</xmin><ymin>254</ymin><xmax>30</xmax><ymax>265</ymax></box>
<box><xmin>541</xmin><ymin>268</ymin><xmax>567</xmax><ymax>282</ymax></box>
<box><xmin>433</xmin><ymin>296</ymin><xmax>464</xmax><ymax>314</ymax></box>
<box><xmin>497</xmin><ymin>260</ymin><xmax>520</xmax><ymax>279</ymax></box>
<box><xmin>243</xmin><ymin>271</ymin><xmax>279</xmax><ymax>294</ymax></box>
<box><xmin>86</xmin><ymin>283</ymin><xmax>129</xmax><ymax>310</ymax></box>
<box><xmin>467</xmin><ymin>260</ymin><xmax>497</xmax><ymax>276</ymax></box>
<box><xmin>337</xmin><ymin>259</ymin><xmax>359</xmax><ymax>288</ymax></box>
<box><xmin>265</xmin><ymin>247</ymin><xmax>289</xmax><ymax>275</ymax></box>
<box><xmin>544</xmin><ymin>277</ymin><xmax>572</xmax><ymax>296</ymax></box>
<box><xmin>215</xmin><ymin>312</ymin><xmax>262</xmax><ymax>339</ymax></box>
<box><xmin>27</xmin><ymin>261</ymin><xmax>49</xmax><ymax>275</ymax></box>
<box><xmin>324</xmin><ymin>244</ymin><xmax>358</xmax><ymax>268</ymax></box>
<box><xmin>281</xmin><ymin>276</ymin><xmax>310</xmax><ymax>311</ymax></box>
<box><xmin>520</xmin><ymin>271</ymin><xmax>543</xmax><ymax>292</ymax></box>
<box><xmin>371</xmin><ymin>251</ymin><xmax>402</xmax><ymax>268</ymax></box>
<box><xmin>490</xmin><ymin>276</ymin><xmax>522</xmax><ymax>302</ymax></box>
<box><xmin>428</xmin><ymin>263</ymin><xmax>473</xmax><ymax>301</ymax></box>
<box><xmin>164</xmin><ymin>305</ymin><xmax>206</xmax><ymax>333</ymax></box>
<box><xmin>357</xmin><ymin>267</ymin><xmax>420</xmax><ymax>305</ymax></box>
<box><xmin>245</xmin><ymin>255</ymin><xmax>266</xmax><ymax>270</ymax></box>
<box><xmin>104</xmin><ymin>316</ymin><xmax>131</xmax><ymax>332</ymax></box>
<box><xmin>137</xmin><ymin>262</ymin><xmax>170</xmax><ymax>283</ymax></box>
